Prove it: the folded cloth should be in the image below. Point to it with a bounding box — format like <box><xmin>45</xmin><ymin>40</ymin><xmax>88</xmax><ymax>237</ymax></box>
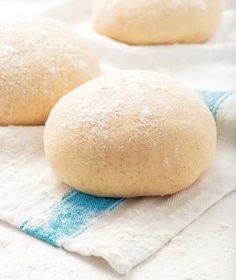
<box><xmin>0</xmin><ymin>91</ymin><xmax>235</xmax><ymax>274</ymax></box>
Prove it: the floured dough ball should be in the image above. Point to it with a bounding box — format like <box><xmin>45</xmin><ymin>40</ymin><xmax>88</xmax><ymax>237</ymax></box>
<box><xmin>44</xmin><ymin>70</ymin><xmax>216</xmax><ymax>197</ymax></box>
<box><xmin>93</xmin><ymin>0</ymin><xmax>220</xmax><ymax>45</ymax></box>
<box><xmin>0</xmin><ymin>15</ymin><xmax>100</xmax><ymax>125</ymax></box>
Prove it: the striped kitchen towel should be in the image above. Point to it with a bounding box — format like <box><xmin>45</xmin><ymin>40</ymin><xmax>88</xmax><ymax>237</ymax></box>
<box><xmin>0</xmin><ymin>90</ymin><xmax>235</xmax><ymax>274</ymax></box>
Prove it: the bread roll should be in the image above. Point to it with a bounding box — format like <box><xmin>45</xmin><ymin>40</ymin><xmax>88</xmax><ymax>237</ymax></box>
<box><xmin>44</xmin><ymin>70</ymin><xmax>216</xmax><ymax>197</ymax></box>
<box><xmin>0</xmin><ymin>15</ymin><xmax>100</xmax><ymax>125</ymax></box>
<box><xmin>93</xmin><ymin>0</ymin><xmax>220</xmax><ymax>45</ymax></box>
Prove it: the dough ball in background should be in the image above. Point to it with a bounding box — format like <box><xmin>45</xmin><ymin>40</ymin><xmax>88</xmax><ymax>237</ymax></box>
<box><xmin>44</xmin><ymin>70</ymin><xmax>216</xmax><ymax>197</ymax></box>
<box><xmin>0</xmin><ymin>15</ymin><xmax>101</xmax><ymax>125</ymax></box>
<box><xmin>93</xmin><ymin>0</ymin><xmax>221</xmax><ymax>45</ymax></box>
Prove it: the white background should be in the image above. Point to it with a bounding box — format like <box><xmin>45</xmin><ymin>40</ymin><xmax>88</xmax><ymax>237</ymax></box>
<box><xmin>0</xmin><ymin>0</ymin><xmax>235</xmax><ymax>279</ymax></box>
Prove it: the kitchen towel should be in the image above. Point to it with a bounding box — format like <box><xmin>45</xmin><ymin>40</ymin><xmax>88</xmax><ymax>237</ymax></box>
<box><xmin>0</xmin><ymin>0</ymin><xmax>236</xmax><ymax>275</ymax></box>
<box><xmin>0</xmin><ymin>91</ymin><xmax>235</xmax><ymax>274</ymax></box>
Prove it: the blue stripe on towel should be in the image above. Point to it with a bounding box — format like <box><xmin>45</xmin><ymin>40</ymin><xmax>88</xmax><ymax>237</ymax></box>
<box><xmin>20</xmin><ymin>189</ymin><xmax>124</xmax><ymax>246</ymax></box>
<box><xmin>198</xmin><ymin>90</ymin><xmax>232</xmax><ymax>119</ymax></box>
<box><xmin>20</xmin><ymin>90</ymin><xmax>232</xmax><ymax>246</ymax></box>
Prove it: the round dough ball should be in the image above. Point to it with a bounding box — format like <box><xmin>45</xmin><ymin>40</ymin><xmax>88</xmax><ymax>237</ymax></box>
<box><xmin>44</xmin><ymin>70</ymin><xmax>216</xmax><ymax>197</ymax></box>
<box><xmin>93</xmin><ymin>0</ymin><xmax>220</xmax><ymax>45</ymax></box>
<box><xmin>0</xmin><ymin>15</ymin><xmax>101</xmax><ymax>125</ymax></box>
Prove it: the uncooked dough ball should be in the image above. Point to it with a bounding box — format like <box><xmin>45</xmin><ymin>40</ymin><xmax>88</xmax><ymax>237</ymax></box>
<box><xmin>93</xmin><ymin>0</ymin><xmax>220</xmax><ymax>45</ymax></box>
<box><xmin>0</xmin><ymin>15</ymin><xmax>100</xmax><ymax>125</ymax></box>
<box><xmin>44</xmin><ymin>70</ymin><xmax>216</xmax><ymax>197</ymax></box>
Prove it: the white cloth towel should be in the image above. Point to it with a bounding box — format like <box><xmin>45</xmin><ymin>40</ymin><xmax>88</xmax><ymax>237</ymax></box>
<box><xmin>0</xmin><ymin>0</ymin><xmax>235</xmax><ymax>274</ymax></box>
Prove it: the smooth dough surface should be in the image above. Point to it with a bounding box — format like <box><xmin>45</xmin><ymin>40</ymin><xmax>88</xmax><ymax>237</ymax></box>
<box><xmin>44</xmin><ymin>70</ymin><xmax>216</xmax><ymax>197</ymax></box>
<box><xmin>93</xmin><ymin>0</ymin><xmax>220</xmax><ymax>45</ymax></box>
<box><xmin>0</xmin><ymin>15</ymin><xmax>100</xmax><ymax>125</ymax></box>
